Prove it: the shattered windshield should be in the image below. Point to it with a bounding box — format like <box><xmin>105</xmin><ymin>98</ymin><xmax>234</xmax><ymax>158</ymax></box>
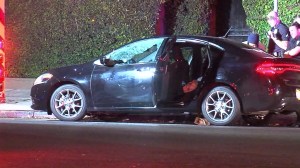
<box><xmin>106</xmin><ymin>38</ymin><xmax>166</xmax><ymax>63</ymax></box>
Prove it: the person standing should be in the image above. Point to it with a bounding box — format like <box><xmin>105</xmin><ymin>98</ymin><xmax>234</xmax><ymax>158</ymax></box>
<box><xmin>284</xmin><ymin>22</ymin><xmax>300</xmax><ymax>58</ymax></box>
<box><xmin>267</xmin><ymin>11</ymin><xmax>290</xmax><ymax>57</ymax></box>
<box><xmin>243</xmin><ymin>33</ymin><xmax>265</xmax><ymax>50</ymax></box>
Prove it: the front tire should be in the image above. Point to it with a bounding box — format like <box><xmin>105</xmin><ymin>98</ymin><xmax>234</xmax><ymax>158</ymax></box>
<box><xmin>201</xmin><ymin>86</ymin><xmax>241</xmax><ymax>126</ymax></box>
<box><xmin>50</xmin><ymin>84</ymin><xmax>87</xmax><ymax>121</ymax></box>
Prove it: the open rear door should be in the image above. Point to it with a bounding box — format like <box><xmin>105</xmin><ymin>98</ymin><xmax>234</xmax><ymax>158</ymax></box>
<box><xmin>155</xmin><ymin>38</ymin><xmax>224</xmax><ymax>107</ymax></box>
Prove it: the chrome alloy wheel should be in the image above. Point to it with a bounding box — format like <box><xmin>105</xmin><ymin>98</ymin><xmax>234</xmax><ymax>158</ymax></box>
<box><xmin>50</xmin><ymin>84</ymin><xmax>87</xmax><ymax>121</ymax></box>
<box><xmin>202</xmin><ymin>86</ymin><xmax>241</xmax><ymax>126</ymax></box>
<box><xmin>205</xmin><ymin>90</ymin><xmax>234</xmax><ymax>122</ymax></box>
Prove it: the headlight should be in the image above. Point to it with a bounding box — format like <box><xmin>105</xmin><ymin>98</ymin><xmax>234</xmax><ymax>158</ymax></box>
<box><xmin>34</xmin><ymin>73</ymin><xmax>53</xmax><ymax>85</ymax></box>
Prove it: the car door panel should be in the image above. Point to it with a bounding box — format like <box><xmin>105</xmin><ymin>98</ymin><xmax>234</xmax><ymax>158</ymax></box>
<box><xmin>89</xmin><ymin>37</ymin><xmax>166</xmax><ymax>108</ymax></box>
<box><xmin>91</xmin><ymin>63</ymin><xmax>156</xmax><ymax>108</ymax></box>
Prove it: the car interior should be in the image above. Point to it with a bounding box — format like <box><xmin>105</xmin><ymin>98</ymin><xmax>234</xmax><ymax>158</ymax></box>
<box><xmin>159</xmin><ymin>41</ymin><xmax>210</xmax><ymax>106</ymax></box>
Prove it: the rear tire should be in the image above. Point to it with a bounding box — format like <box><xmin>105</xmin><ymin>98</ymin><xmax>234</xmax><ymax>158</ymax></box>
<box><xmin>201</xmin><ymin>86</ymin><xmax>241</xmax><ymax>126</ymax></box>
<box><xmin>50</xmin><ymin>84</ymin><xmax>87</xmax><ymax>121</ymax></box>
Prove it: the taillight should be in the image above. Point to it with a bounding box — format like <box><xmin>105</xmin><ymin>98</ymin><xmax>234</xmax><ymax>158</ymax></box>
<box><xmin>256</xmin><ymin>63</ymin><xmax>300</xmax><ymax>75</ymax></box>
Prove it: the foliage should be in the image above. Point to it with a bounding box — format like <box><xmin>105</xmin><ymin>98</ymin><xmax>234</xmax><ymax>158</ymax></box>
<box><xmin>6</xmin><ymin>0</ymin><xmax>160</xmax><ymax>77</ymax></box>
<box><xmin>242</xmin><ymin>0</ymin><xmax>300</xmax><ymax>46</ymax></box>
<box><xmin>162</xmin><ymin>0</ymin><xmax>210</xmax><ymax>35</ymax></box>
<box><xmin>174</xmin><ymin>0</ymin><xmax>209</xmax><ymax>35</ymax></box>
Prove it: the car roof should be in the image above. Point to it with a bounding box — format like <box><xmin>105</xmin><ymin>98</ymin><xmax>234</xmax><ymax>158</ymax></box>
<box><xmin>152</xmin><ymin>35</ymin><xmax>252</xmax><ymax>49</ymax></box>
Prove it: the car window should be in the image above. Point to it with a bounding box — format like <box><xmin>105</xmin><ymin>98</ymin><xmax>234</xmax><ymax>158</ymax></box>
<box><xmin>181</xmin><ymin>47</ymin><xmax>193</xmax><ymax>64</ymax></box>
<box><xmin>106</xmin><ymin>38</ymin><xmax>165</xmax><ymax>63</ymax></box>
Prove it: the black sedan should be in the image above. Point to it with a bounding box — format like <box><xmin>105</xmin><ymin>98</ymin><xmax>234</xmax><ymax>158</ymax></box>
<box><xmin>31</xmin><ymin>36</ymin><xmax>300</xmax><ymax>126</ymax></box>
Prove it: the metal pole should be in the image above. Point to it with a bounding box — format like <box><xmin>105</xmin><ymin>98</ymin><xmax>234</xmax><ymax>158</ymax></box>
<box><xmin>274</xmin><ymin>0</ymin><xmax>278</xmax><ymax>12</ymax></box>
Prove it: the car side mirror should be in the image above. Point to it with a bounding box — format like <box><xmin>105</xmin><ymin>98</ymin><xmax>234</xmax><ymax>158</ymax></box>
<box><xmin>100</xmin><ymin>56</ymin><xmax>105</xmax><ymax>64</ymax></box>
<box><xmin>103</xmin><ymin>58</ymin><xmax>124</xmax><ymax>67</ymax></box>
<box><xmin>99</xmin><ymin>55</ymin><xmax>115</xmax><ymax>67</ymax></box>
<box><xmin>104</xmin><ymin>58</ymin><xmax>116</xmax><ymax>67</ymax></box>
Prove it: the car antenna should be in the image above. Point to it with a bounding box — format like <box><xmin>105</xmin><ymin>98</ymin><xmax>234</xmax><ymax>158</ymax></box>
<box><xmin>222</xmin><ymin>26</ymin><xmax>232</xmax><ymax>38</ymax></box>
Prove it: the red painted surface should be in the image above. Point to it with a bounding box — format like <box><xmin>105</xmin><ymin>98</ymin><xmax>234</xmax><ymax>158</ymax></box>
<box><xmin>0</xmin><ymin>0</ymin><xmax>4</xmax><ymax>103</ymax></box>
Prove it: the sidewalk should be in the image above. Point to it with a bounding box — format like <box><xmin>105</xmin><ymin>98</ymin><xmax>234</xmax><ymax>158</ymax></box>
<box><xmin>0</xmin><ymin>78</ymin><xmax>55</xmax><ymax>119</ymax></box>
<box><xmin>1</xmin><ymin>78</ymin><xmax>33</xmax><ymax>109</ymax></box>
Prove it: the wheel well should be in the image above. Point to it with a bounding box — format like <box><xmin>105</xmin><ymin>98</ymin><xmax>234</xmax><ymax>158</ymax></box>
<box><xmin>196</xmin><ymin>82</ymin><xmax>244</xmax><ymax>114</ymax></box>
<box><xmin>46</xmin><ymin>81</ymin><xmax>78</xmax><ymax>115</ymax></box>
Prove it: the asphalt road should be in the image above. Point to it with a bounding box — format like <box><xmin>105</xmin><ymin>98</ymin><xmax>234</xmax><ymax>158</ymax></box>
<box><xmin>0</xmin><ymin>118</ymin><xmax>299</xmax><ymax>168</ymax></box>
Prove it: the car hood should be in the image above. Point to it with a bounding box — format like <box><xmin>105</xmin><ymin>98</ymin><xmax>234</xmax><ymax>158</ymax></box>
<box><xmin>47</xmin><ymin>60</ymin><xmax>96</xmax><ymax>79</ymax></box>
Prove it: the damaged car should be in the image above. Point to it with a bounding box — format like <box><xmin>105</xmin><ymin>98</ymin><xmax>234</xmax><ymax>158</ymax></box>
<box><xmin>31</xmin><ymin>36</ymin><xmax>300</xmax><ymax>126</ymax></box>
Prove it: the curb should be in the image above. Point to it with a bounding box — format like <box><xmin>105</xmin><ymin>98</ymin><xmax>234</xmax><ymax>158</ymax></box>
<box><xmin>0</xmin><ymin>110</ymin><xmax>57</xmax><ymax>119</ymax></box>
